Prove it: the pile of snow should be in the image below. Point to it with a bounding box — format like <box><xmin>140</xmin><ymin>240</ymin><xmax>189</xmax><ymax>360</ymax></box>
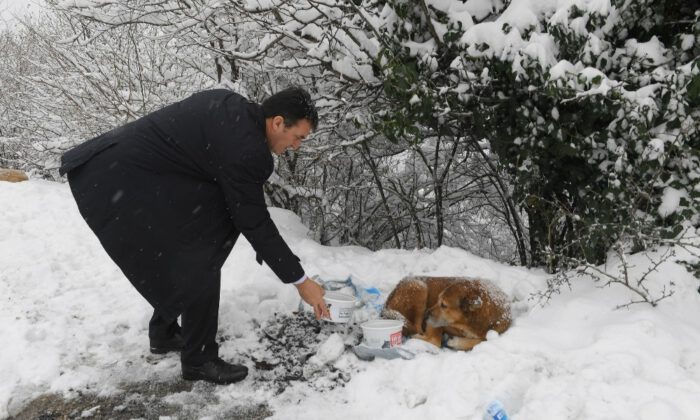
<box><xmin>2</xmin><ymin>179</ymin><xmax>700</xmax><ymax>419</ymax></box>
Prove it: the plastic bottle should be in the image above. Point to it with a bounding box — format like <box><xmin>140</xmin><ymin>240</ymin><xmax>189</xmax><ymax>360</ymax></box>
<box><xmin>483</xmin><ymin>400</ymin><xmax>509</xmax><ymax>420</ymax></box>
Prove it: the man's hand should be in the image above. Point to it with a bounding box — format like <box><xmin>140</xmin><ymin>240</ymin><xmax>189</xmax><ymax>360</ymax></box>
<box><xmin>295</xmin><ymin>277</ymin><xmax>330</xmax><ymax>320</ymax></box>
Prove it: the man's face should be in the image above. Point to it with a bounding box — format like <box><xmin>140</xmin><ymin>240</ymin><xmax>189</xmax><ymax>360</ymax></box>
<box><xmin>266</xmin><ymin>116</ymin><xmax>312</xmax><ymax>155</ymax></box>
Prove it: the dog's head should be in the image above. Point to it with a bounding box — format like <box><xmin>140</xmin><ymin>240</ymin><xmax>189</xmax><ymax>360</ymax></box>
<box><xmin>425</xmin><ymin>283</ymin><xmax>484</xmax><ymax>329</ymax></box>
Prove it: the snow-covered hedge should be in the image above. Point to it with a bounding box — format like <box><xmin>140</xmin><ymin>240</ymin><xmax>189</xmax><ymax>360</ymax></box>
<box><xmin>338</xmin><ymin>0</ymin><xmax>700</xmax><ymax>268</ymax></box>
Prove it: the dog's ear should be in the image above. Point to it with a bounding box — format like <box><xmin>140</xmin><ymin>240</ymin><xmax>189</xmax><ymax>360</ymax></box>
<box><xmin>460</xmin><ymin>297</ymin><xmax>483</xmax><ymax>312</ymax></box>
<box><xmin>460</xmin><ymin>298</ymin><xmax>469</xmax><ymax>313</ymax></box>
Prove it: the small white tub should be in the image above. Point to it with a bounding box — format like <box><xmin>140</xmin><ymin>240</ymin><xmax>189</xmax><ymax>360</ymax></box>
<box><xmin>361</xmin><ymin>319</ymin><xmax>404</xmax><ymax>348</ymax></box>
<box><xmin>323</xmin><ymin>291</ymin><xmax>357</xmax><ymax>323</ymax></box>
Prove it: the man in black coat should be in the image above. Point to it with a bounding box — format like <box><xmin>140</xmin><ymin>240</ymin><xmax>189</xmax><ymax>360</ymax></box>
<box><xmin>60</xmin><ymin>87</ymin><xmax>330</xmax><ymax>384</ymax></box>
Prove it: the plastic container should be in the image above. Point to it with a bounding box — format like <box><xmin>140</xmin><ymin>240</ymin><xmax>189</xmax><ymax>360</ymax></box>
<box><xmin>323</xmin><ymin>291</ymin><xmax>357</xmax><ymax>323</ymax></box>
<box><xmin>483</xmin><ymin>400</ymin><xmax>509</xmax><ymax>420</ymax></box>
<box><xmin>360</xmin><ymin>319</ymin><xmax>403</xmax><ymax>348</ymax></box>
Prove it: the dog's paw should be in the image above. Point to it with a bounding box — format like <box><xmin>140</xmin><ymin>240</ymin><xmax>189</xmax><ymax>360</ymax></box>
<box><xmin>445</xmin><ymin>337</ymin><xmax>460</xmax><ymax>349</ymax></box>
<box><xmin>403</xmin><ymin>338</ymin><xmax>440</xmax><ymax>354</ymax></box>
<box><xmin>445</xmin><ymin>336</ymin><xmax>482</xmax><ymax>351</ymax></box>
<box><xmin>413</xmin><ymin>334</ymin><xmax>442</xmax><ymax>348</ymax></box>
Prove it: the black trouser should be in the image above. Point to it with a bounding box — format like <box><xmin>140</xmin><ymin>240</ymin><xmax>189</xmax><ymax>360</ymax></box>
<box><xmin>67</xmin><ymin>157</ymin><xmax>226</xmax><ymax>367</ymax></box>
<box><xmin>148</xmin><ymin>271</ymin><xmax>221</xmax><ymax>366</ymax></box>
<box><xmin>148</xmin><ymin>312</ymin><xmax>181</xmax><ymax>340</ymax></box>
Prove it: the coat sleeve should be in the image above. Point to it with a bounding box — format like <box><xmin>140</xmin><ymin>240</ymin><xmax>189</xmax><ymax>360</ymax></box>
<box><xmin>208</xmin><ymin>97</ymin><xmax>305</xmax><ymax>284</ymax></box>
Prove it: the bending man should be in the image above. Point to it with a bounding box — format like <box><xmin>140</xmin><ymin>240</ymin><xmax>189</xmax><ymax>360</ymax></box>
<box><xmin>60</xmin><ymin>87</ymin><xmax>330</xmax><ymax>384</ymax></box>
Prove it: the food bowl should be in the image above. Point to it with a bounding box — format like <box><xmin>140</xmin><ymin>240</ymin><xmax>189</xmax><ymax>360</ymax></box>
<box><xmin>323</xmin><ymin>291</ymin><xmax>357</xmax><ymax>323</ymax></box>
<box><xmin>360</xmin><ymin>319</ymin><xmax>404</xmax><ymax>348</ymax></box>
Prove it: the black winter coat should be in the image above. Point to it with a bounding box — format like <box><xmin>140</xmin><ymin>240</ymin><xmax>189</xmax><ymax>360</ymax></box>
<box><xmin>60</xmin><ymin>90</ymin><xmax>304</xmax><ymax>318</ymax></box>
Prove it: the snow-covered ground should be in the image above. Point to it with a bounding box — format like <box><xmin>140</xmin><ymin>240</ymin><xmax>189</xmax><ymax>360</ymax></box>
<box><xmin>2</xmin><ymin>179</ymin><xmax>700</xmax><ymax>419</ymax></box>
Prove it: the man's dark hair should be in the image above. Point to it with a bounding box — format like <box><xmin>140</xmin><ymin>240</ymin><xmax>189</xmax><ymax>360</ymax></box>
<box><xmin>261</xmin><ymin>87</ymin><xmax>318</xmax><ymax>130</ymax></box>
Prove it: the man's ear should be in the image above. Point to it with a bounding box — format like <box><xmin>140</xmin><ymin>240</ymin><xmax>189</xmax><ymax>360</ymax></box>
<box><xmin>272</xmin><ymin>115</ymin><xmax>285</xmax><ymax>131</ymax></box>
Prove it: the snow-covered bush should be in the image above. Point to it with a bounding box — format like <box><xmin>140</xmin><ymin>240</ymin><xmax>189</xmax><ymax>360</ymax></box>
<box><xmin>480</xmin><ymin>0</ymin><xmax>700</xmax><ymax>270</ymax></box>
<box><xmin>0</xmin><ymin>11</ymin><xmax>212</xmax><ymax>179</ymax></box>
<box><xmin>329</xmin><ymin>0</ymin><xmax>700</xmax><ymax>273</ymax></box>
<box><xmin>345</xmin><ymin>0</ymin><xmax>700</xmax><ymax>303</ymax></box>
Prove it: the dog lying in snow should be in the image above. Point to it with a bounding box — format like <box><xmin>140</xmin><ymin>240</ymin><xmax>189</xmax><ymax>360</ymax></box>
<box><xmin>382</xmin><ymin>276</ymin><xmax>511</xmax><ymax>350</ymax></box>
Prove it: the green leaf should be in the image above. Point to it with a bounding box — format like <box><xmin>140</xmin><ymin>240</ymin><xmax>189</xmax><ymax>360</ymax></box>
<box><xmin>686</xmin><ymin>72</ymin><xmax>700</xmax><ymax>106</ymax></box>
<box><xmin>667</xmin><ymin>118</ymin><xmax>681</xmax><ymax>130</ymax></box>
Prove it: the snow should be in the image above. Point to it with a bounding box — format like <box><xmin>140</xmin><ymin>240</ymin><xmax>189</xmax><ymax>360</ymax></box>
<box><xmin>520</xmin><ymin>32</ymin><xmax>558</xmax><ymax>69</ymax></box>
<box><xmin>2</xmin><ymin>179</ymin><xmax>700</xmax><ymax>419</ymax></box>
<box><xmin>500</xmin><ymin>0</ymin><xmax>541</xmax><ymax>32</ymax></box>
<box><xmin>0</xmin><ymin>0</ymin><xmax>40</xmax><ymax>30</ymax></box>
<box><xmin>331</xmin><ymin>57</ymin><xmax>377</xmax><ymax>83</ymax></box>
<box><xmin>243</xmin><ymin>0</ymin><xmax>283</xmax><ymax>12</ymax></box>
<box><xmin>426</xmin><ymin>0</ymin><xmax>474</xmax><ymax>31</ymax></box>
<box><xmin>642</xmin><ymin>138</ymin><xmax>665</xmax><ymax>162</ymax></box>
<box><xmin>658</xmin><ymin>187</ymin><xmax>687</xmax><ymax>218</ymax></box>
<box><xmin>403</xmin><ymin>40</ymin><xmax>437</xmax><ymax>58</ymax></box>
<box><xmin>549</xmin><ymin>59</ymin><xmax>577</xmax><ymax>80</ymax></box>
<box><xmin>303</xmin><ymin>334</ymin><xmax>345</xmax><ymax>377</ymax></box>
<box><xmin>680</xmin><ymin>34</ymin><xmax>695</xmax><ymax>52</ymax></box>
<box><xmin>463</xmin><ymin>0</ymin><xmax>499</xmax><ymax>21</ymax></box>
<box><xmin>625</xmin><ymin>36</ymin><xmax>669</xmax><ymax>67</ymax></box>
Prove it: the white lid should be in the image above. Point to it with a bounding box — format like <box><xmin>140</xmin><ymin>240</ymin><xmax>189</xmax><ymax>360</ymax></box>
<box><xmin>360</xmin><ymin>319</ymin><xmax>404</xmax><ymax>330</ymax></box>
<box><xmin>323</xmin><ymin>291</ymin><xmax>356</xmax><ymax>303</ymax></box>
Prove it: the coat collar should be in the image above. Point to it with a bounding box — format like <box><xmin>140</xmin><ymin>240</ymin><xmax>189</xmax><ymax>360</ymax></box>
<box><xmin>249</xmin><ymin>102</ymin><xmax>266</xmax><ymax>135</ymax></box>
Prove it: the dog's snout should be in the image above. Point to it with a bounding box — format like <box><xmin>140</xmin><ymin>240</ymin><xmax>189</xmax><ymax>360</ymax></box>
<box><xmin>424</xmin><ymin>302</ymin><xmax>448</xmax><ymax>328</ymax></box>
<box><xmin>426</xmin><ymin>315</ymin><xmax>448</xmax><ymax>328</ymax></box>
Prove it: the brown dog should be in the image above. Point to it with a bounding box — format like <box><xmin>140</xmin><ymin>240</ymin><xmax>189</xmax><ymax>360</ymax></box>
<box><xmin>0</xmin><ymin>168</ymin><xmax>28</xmax><ymax>183</ymax></box>
<box><xmin>382</xmin><ymin>276</ymin><xmax>511</xmax><ymax>350</ymax></box>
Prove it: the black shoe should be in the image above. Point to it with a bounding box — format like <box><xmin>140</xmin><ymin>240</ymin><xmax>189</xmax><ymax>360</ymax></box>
<box><xmin>149</xmin><ymin>332</ymin><xmax>184</xmax><ymax>354</ymax></box>
<box><xmin>181</xmin><ymin>357</ymin><xmax>249</xmax><ymax>384</ymax></box>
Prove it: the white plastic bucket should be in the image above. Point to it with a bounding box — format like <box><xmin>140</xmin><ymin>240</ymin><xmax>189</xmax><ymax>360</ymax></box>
<box><xmin>323</xmin><ymin>291</ymin><xmax>357</xmax><ymax>323</ymax></box>
<box><xmin>361</xmin><ymin>319</ymin><xmax>404</xmax><ymax>348</ymax></box>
